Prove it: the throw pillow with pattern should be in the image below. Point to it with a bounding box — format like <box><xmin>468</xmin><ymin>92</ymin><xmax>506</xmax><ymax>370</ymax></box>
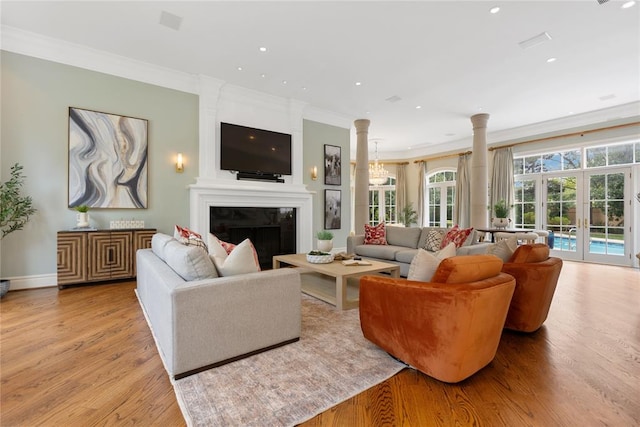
<box><xmin>441</xmin><ymin>225</ymin><xmax>474</xmax><ymax>249</ymax></box>
<box><xmin>364</xmin><ymin>222</ymin><xmax>387</xmax><ymax>245</ymax></box>
<box><xmin>423</xmin><ymin>229</ymin><xmax>445</xmax><ymax>252</ymax></box>
<box><xmin>174</xmin><ymin>225</ymin><xmax>208</xmax><ymax>251</ymax></box>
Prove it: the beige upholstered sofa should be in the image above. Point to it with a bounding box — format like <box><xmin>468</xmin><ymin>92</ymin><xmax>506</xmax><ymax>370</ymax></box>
<box><xmin>347</xmin><ymin>226</ymin><xmax>491</xmax><ymax>277</ymax></box>
<box><xmin>136</xmin><ymin>233</ymin><xmax>301</xmax><ymax>379</ymax></box>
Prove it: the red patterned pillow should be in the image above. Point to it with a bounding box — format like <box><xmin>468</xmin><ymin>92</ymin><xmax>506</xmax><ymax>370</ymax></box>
<box><xmin>441</xmin><ymin>225</ymin><xmax>474</xmax><ymax>249</ymax></box>
<box><xmin>174</xmin><ymin>225</ymin><xmax>208</xmax><ymax>251</ymax></box>
<box><xmin>364</xmin><ymin>222</ymin><xmax>387</xmax><ymax>245</ymax></box>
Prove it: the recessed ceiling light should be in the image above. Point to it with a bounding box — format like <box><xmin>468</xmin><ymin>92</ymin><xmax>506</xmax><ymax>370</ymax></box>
<box><xmin>490</xmin><ymin>6</ymin><xmax>500</xmax><ymax>14</ymax></box>
<box><xmin>302</xmin><ymin>87</ymin><xmax>307</xmax><ymax>91</ymax></box>
<box><xmin>546</xmin><ymin>57</ymin><xmax>557</xmax><ymax>63</ymax></box>
<box><xmin>282</xmin><ymin>80</ymin><xmax>288</xmax><ymax>85</ymax></box>
<box><xmin>237</xmin><ymin>66</ymin><xmax>243</xmax><ymax>71</ymax></box>
<box><xmin>260</xmin><ymin>73</ymin><xmax>266</xmax><ymax>78</ymax></box>
<box><xmin>416</xmin><ymin>105</ymin><xmax>422</xmax><ymax>109</ymax></box>
<box><xmin>622</xmin><ymin>1</ymin><xmax>636</xmax><ymax>8</ymax></box>
<box><xmin>259</xmin><ymin>47</ymin><xmax>267</xmax><ymax>52</ymax></box>
<box><xmin>355</xmin><ymin>82</ymin><xmax>362</xmax><ymax>86</ymax></box>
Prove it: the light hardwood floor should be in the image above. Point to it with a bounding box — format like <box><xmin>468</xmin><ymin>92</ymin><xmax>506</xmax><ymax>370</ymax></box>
<box><xmin>1</xmin><ymin>261</ymin><xmax>638</xmax><ymax>426</ymax></box>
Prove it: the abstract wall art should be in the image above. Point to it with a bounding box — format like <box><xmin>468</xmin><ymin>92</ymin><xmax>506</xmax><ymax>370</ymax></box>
<box><xmin>68</xmin><ymin>107</ymin><xmax>148</xmax><ymax>209</ymax></box>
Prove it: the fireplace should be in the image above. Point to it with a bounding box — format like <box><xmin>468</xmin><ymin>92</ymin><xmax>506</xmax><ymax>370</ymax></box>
<box><xmin>210</xmin><ymin>207</ymin><xmax>296</xmax><ymax>270</ymax></box>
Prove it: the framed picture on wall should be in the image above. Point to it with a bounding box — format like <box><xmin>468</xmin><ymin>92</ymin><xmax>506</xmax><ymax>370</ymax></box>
<box><xmin>324</xmin><ymin>189</ymin><xmax>341</xmax><ymax>230</ymax></box>
<box><xmin>324</xmin><ymin>144</ymin><xmax>341</xmax><ymax>185</ymax></box>
<box><xmin>68</xmin><ymin>107</ymin><xmax>148</xmax><ymax>209</ymax></box>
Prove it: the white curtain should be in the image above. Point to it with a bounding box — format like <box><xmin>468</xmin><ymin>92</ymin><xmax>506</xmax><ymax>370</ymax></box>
<box><xmin>490</xmin><ymin>147</ymin><xmax>514</xmax><ymax>218</ymax></box>
<box><xmin>396</xmin><ymin>163</ymin><xmax>407</xmax><ymax>216</ymax></box>
<box><xmin>454</xmin><ymin>153</ymin><xmax>471</xmax><ymax>227</ymax></box>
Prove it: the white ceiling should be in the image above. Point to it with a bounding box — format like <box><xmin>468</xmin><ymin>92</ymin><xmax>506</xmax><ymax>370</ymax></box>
<box><xmin>2</xmin><ymin>1</ymin><xmax>639</xmax><ymax>159</ymax></box>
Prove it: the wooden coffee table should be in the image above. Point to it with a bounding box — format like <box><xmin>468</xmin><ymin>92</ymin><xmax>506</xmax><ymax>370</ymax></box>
<box><xmin>273</xmin><ymin>253</ymin><xmax>400</xmax><ymax>310</ymax></box>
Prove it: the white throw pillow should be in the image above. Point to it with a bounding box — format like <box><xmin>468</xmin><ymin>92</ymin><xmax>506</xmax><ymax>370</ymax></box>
<box><xmin>486</xmin><ymin>236</ymin><xmax>518</xmax><ymax>262</ymax></box>
<box><xmin>208</xmin><ymin>234</ymin><xmax>261</xmax><ymax>277</ymax></box>
<box><xmin>407</xmin><ymin>242</ymin><xmax>456</xmax><ymax>282</ymax></box>
<box><xmin>151</xmin><ymin>233</ymin><xmax>175</xmax><ymax>261</ymax></box>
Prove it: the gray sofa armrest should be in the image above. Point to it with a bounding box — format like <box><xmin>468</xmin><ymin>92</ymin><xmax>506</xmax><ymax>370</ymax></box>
<box><xmin>347</xmin><ymin>234</ymin><xmax>365</xmax><ymax>254</ymax></box>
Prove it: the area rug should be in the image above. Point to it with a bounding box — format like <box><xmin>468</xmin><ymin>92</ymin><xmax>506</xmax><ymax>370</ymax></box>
<box><xmin>172</xmin><ymin>294</ymin><xmax>406</xmax><ymax>427</ymax></box>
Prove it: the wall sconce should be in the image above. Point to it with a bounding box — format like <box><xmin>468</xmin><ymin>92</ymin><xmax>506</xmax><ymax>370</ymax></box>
<box><xmin>176</xmin><ymin>153</ymin><xmax>184</xmax><ymax>173</ymax></box>
<box><xmin>311</xmin><ymin>166</ymin><xmax>318</xmax><ymax>180</ymax></box>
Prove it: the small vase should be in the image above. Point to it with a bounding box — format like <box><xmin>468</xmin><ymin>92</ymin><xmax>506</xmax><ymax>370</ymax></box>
<box><xmin>492</xmin><ymin>217</ymin><xmax>509</xmax><ymax>229</ymax></box>
<box><xmin>317</xmin><ymin>239</ymin><xmax>333</xmax><ymax>253</ymax></box>
<box><xmin>77</xmin><ymin>212</ymin><xmax>90</xmax><ymax>228</ymax></box>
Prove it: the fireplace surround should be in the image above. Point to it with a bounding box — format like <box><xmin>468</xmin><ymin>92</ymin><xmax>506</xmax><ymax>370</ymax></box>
<box><xmin>189</xmin><ymin>181</ymin><xmax>314</xmax><ymax>260</ymax></box>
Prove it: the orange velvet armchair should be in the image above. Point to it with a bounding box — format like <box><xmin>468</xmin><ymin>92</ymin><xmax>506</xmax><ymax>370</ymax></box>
<box><xmin>502</xmin><ymin>243</ymin><xmax>563</xmax><ymax>333</ymax></box>
<box><xmin>359</xmin><ymin>255</ymin><xmax>516</xmax><ymax>383</ymax></box>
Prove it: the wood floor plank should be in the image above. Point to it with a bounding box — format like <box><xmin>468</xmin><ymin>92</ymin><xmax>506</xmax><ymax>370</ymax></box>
<box><xmin>0</xmin><ymin>261</ymin><xmax>638</xmax><ymax>426</ymax></box>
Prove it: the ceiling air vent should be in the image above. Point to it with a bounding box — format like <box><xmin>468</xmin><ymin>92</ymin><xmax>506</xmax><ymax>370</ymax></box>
<box><xmin>596</xmin><ymin>0</ymin><xmax>610</xmax><ymax>4</ymax></box>
<box><xmin>385</xmin><ymin>95</ymin><xmax>402</xmax><ymax>103</ymax></box>
<box><xmin>518</xmin><ymin>32</ymin><xmax>552</xmax><ymax>50</ymax></box>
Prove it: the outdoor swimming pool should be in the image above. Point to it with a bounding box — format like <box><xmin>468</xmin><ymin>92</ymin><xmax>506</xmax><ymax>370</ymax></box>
<box><xmin>553</xmin><ymin>235</ymin><xmax>625</xmax><ymax>256</ymax></box>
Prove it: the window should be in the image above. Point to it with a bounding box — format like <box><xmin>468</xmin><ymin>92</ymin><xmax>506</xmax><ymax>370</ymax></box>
<box><xmin>369</xmin><ymin>177</ymin><xmax>396</xmax><ymax>225</ymax></box>
<box><xmin>515</xmin><ymin>149</ymin><xmax>581</xmax><ymax>174</ymax></box>
<box><xmin>586</xmin><ymin>142</ymin><xmax>637</xmax><ymax>168</ymax></box>
<box><xmin>426</xmin><ymin>171</ymin><xmax>456</xmax><ymax>227</ymax></box>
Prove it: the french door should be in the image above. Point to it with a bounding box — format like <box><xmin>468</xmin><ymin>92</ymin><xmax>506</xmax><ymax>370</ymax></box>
<box><xmin>543</xmin><ymin>168</ymin><xmax>631</xmax><ymax>265</ymax></box>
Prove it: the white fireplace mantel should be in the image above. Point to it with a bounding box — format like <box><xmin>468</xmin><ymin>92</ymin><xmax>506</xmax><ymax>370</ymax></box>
<box><xmin>189</xmin><ymin>181</ymin><xmax>314</xmax><ymax>253</ymax></box>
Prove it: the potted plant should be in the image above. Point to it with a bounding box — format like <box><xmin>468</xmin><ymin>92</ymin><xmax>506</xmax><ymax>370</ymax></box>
<box><xmin>1</xmin><ymin>163</ymin><xmax>37</xmax><ymax>297</ymax></box>
<box><xmin>316</xmin><ymin>230</ymin><xmax>334</xmax><ymax>252</ymax></box>
<box><xmin>74</xmin><ymin>204</ymin><xmax>90</xmax><ymax>228</ymax></box>
<box><xmin>397</xmin><ymin>203</ymin><xmax>418</xmax><ymax>227</ymax></box>
<box><xmin>491</xmin><ymin>199</ymin><xmax>511</xmax><ymax>229</ymax></box>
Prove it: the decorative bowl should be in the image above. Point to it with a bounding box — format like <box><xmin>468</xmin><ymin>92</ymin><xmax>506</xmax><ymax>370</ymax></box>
<box><xmin>306</xmin><ymin>253</ymin><xmax>334</xmax><ymax>264</ymax></box>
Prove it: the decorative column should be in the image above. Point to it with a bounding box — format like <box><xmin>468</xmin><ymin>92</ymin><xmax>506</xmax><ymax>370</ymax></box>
<box><xmin>470</xmin><ymin>113</ymin><xmax>490</xmax><ymax>229</ymax></box>
<box><xmin>354</xmin><ymin>119</ymin><xmax>370</xmax><ymax>234</ymax></box>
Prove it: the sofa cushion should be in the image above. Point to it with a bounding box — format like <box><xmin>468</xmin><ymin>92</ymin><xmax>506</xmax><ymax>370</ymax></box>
<box><xmin>394</xmin><ymin>248</ymin><xmax>419</xmax><ymax>264</ymax></box>
<box><xmin>209</xmin><ymin>236</ymin><xmax>261</xmax><ymax>277</ymax></box>
<box><xmin>441</xmin><ymin>225</ymin><xmax>474</xmax><ymax>249</ymax></box>
<box><xmin>164</xmin><ymin>240</ymin><xmax>218</xmax><ymax>281</ymax></box>
<box><xmin>354</xmin><ymin>244</ymin><xmax>400</xmax><ymax>261</ymax></box>
<box><xmin>431</xmin><ymin>255</ymin><xmax>503</xmax><ymax>284</ymax></box>
<box><xmin>407</xmin><ymin>242</ymin><xmax>457</xmax><ymax>281</ymax></box>
<box><xmin>508</xmin><ymin>243</ymin><xmax>550</xmax><ymax>264</ymax></box>
<box><xmin>386</xmin><ymin>226</ymin><xmax>422</xmax><ymax>248</ymax></box>
<box><xmin>364</xmin><ymin>222</ymin><xmax>387</xmax><ymax>245</ymax></box>
<box><xmin>151</xmin><ymin>233</ymin><xmax>175</xmax><ymax>261</ymax></box>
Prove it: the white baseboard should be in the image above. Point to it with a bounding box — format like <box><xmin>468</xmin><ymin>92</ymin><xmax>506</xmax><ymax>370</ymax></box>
<box><xmin>4</xmin><ymin>274</ymin><xmax>57</xmax><ymax>290</ymax></box>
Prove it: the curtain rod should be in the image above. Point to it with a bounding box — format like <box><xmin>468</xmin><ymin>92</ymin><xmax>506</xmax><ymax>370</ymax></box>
<box><xmin>350</xmin><ymin>161</ymin><xmax>410</xmax><ymax>166</ymax></box>
<box><xmin>488</xmin><ymin>121</ymin><xmax>640</xmax><ymax>151</ymax></box>
<box><xmin>413</xmin><ymin>150</ymin><xmax>472</xmax><ymax>163</ymax></box>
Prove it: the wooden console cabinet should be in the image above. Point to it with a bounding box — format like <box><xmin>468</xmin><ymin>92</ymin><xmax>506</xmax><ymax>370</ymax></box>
<box><xmin>57</xmin><ymin>229</ymin><xmax>156</xmax><ymax>289</ymax></box>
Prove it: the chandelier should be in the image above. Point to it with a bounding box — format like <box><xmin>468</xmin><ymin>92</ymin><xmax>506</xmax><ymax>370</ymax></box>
<box><xmin>369</xmin><ymin>140</ymin><xmax>389</xmax><ymax>185</ymax></box>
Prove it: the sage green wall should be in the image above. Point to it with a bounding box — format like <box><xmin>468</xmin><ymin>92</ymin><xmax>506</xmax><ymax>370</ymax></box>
<box><xmin>1</xmin><ymin>51</ymin><xmax>198</xmax><ymax>280</ymax></box>
<box><xmin>302</xmin><ymin>119</ymin><xmax>351</xmax><ymax>251</ymax></box>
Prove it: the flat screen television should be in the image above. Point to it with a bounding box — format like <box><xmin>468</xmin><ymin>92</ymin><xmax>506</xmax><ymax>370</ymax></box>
<box><xmin>220</xmin><ymin>122</ymin><xmax>292</xmax><ymax>176</ymax></box>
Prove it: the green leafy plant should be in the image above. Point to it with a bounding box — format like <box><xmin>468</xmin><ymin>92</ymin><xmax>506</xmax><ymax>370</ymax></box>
<box><xmin>316</xmin><ymin>230</ymin><xmax>334</xmax><ymax>240</ymax></box>
<box><xmin>397</xmin><ymin>203</ymin><xmax>418</xmax><ymax>226</ymax></box>
<box><xmin>1</xmin><ymin>163</ymin><xmax>37</xmax><ymax>239</ymax></box>
<box><xmin>75</xmin><ymin>205</ymin><xmax>89</xmax><ymax>213</ymax></box>
<box><xmin>492</xmin><ymin>199</ymin><xmax>511</xmax><ymax>218</ymax></box>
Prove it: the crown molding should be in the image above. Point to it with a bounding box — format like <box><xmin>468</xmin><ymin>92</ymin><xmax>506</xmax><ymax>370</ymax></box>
<box><xmin>303</xmin><ymin>106</ymin><xmax>353</xmax><ymax>130</ymax></box>
<box><xmin>1</xmin><ymin>25</ymin><xmax>199</xmax><ymax>94</ymax></box>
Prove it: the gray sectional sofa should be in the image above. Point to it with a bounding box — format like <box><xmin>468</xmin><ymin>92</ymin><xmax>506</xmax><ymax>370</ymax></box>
<box><xmin>347</xmin><ymin>226</ymin><xmax>490</xmax><ymax>277</ymax></box>
<box><xmin>136</xmin><ymin>234</ymin><xmax>302</xmax><ymax>379</ymax></box>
